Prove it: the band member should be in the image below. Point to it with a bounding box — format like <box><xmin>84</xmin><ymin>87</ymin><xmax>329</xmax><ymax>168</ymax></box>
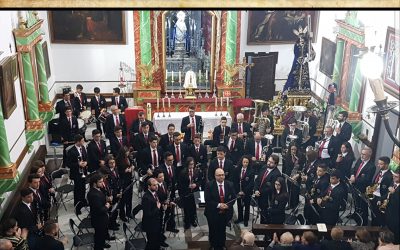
<box><xmin>333</xmin><ymin>111</ymin><xmax>352</xmax><ymax>147</ymax></box>
<box><xmin>159</xmin><ymin>152</ymin><xmax>176</xmax><ymax>197</ymax></box>
<box><xmin>87</xmin><ymin>129</ymin><xmax>107</xmax><ymax>172</ymax></box>
<box><xmin>233</xmin><ymin>155</ymin><xmax>254</xmax><ymax>227</ymax></box>
<box><xmin>167</xmin><ymin>132</ymin><xmax>188</xmax><ymax>177</ymax></box>
<box><xmin>335</xmin><ymin>142</ymin><xmax>355</xmax><ymax>179</ymax></box>
<box><xmin>283</xmin><ymin>143</ymin><xmax>305</xmax><ymax>209</ymax></box>
<box><xmin>349</xmin><ymin>147</ymin><xmax>375</xmax><ymax>226</ymax></box>
<box><xmin>385</xmin><ymin>168</ymin><xmax>399</xmax><ymax>243</ymax></box>
<box><xmin>55</xmin><ymin>89</ymin><xmax>73</xmax><ymax>120</ymax></box>
<box><xmin>188</xmin><ymin>134</ymin><xmax>207</xmax><ymax>189</ymax></box>
<box><xmin>154</xmin><ymin>169</ymin><xmax>178</xmax><ymax>235</ymax></box>
<box><xmin>208</xmin><ymin>146</ymin><xmax>234</xmax><ymax>181</ymax></box>
<box><xmin>204</xmin><ymin>168</ymin><xmax>236</xmax><ymax>249</ymax></box>
<box><xmin>213</xmin><ymin>116</ymin><xmax>231</xmax><ymax>146</ymax></box>
<box><xmin>231</xmin><ymin>113</ymin><xmax>253</xmax><ymax>140</ymax></box>
<box><xmin>281</xmin><ymin>118</ymin><xmax>302</xmax><ymax>151</ymax></box>
<box><xmin>252</xmin><ymin>107</ymin><xmax>274</xmax><ymax>136</ymax></box>
<box><xmin>245</xmin><ymin>132</ymin><xmax>270</xmax><ymax>172</ymax></box>
<box><xmin>181</xmin><ymin>105</ymin><xmax>203</xmax><ymax>145</ymax></box>
<box><xmin>72</xmin><ymin>84</ymin><xmax>87</xmax><ymax>117</ymax></box>
<box><xmin>254</xmin><ymin>154</ymin><xmax>282</xmax><ymax>224</ymax></box>
<box><xmin>371</xmin><ymin>156</ymin><xmax>393</xmax><ymax>226</ymax></box>
<box><xmin>159</xmin><ymin>123</ymin><xmax>175</xmax><ymax>151</ymax></box>
<box><xmin>37</xmin><ymin>220</ymin><xmax>67</xmax><ymax>250</ymax></box>
<box><xmin>302</xmin><ymin>150</ymin><xmax>320</xmax><ymax>191</ymax></box>
<box><xmin>116</xmin><ymin>146</ymin><xmax>134</xmax><ymax>221</ymax></box>
<box><xmin>32</xmin><ymin>160</ymin><xmax>55</xmax><ymax>222</ymax></box>
<box><xmin>178</xmin><ymin>157</ymin><xmax>201</xmax><ymax>229</ymax></box>
<box><xmin>224</xmin><ymin>128</ymin><xmax>245</xmax><ymax>165</ymax></box>
<box><xmin>13</xmin><ymin>188</ymin><xmax>42</xmax><ymax>250</ymax></box>
<box><xmin>317</xmin><ymin>126</ymin><xmax>339</xmax><ymax>167</ymax></box>
<box><xmin>140</xmin><ymin>136</ymin><xmax>163</xmax><ymax>178</ymax></box>
<box><xmin>104</xmin><ymin>105</ymin><xmax>127</xmax><ymax>139</ymax></box>
<box><xmin>142</xmin><ymin>178</ymin><xmax>163</xmax><ymax>250</ymax></box>
<box><xmin>90</xmin><ymin>87</ymin><xmax>107</xmax><ymax>133</ymax></box>
<box><xmin>130</xmin><ymin>111</ymin><xmax>155</xmax><ymax>136</ymax></box>
<box><xmin>105</xmin><ymin>156</ymin><xmax>122</xmax><ymax>230</ymax></box>
<box><xmin>111</xmin><ymin>87</ymin><xmax>128</xmax><ymax>113</ymax></box>
<box><xmin>269</xmin><ymin>177</ymin><xmax>289</xmax><ymax>224</ymax></box>
<box><xmin>87</xmin><ymin>173</ymin><xmax>110</xmax><ymax>250</ymax></box>
<box><xmin>109</xmin><ymin>126</ymin><xmax>129</xmax><ymax>157</ymax></box>
<box><xmin>59</xmin><ymin>107</ymin><xmax>79</xmax><ymax>165</ymax></box>
<box><xmin>66</xmin><ymin>134</ymin><xmax>88</xmax><ymax>214</ymax></box>
<box><xmin>27</xmin><ymin>174</ymin><xmax>45</xmax><ymax>225</ymax></box>
<box><xmin>132</xmin><ymin>122</ymin><xmax>154</xmax><ymax>152</ymax></box>
<box><xmin>300</xmin><ymin>108</ymin><xmax>318</xmax><ymax>148</ymax></box>
<box><xmin>317</xmin><ymin>170</ymin><xmax>347</xmax><ymax>225</ymax></box>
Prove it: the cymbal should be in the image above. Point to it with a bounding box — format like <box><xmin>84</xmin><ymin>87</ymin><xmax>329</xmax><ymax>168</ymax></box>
<box><xmin>253</xmin><ymin>99</ymin><xmax>267</xmax><ymax>103</ymax></box>
<box><xmin>241</xmin><ymin>107</ymin><xmax>255</xmax><ymax>111</ymax></box>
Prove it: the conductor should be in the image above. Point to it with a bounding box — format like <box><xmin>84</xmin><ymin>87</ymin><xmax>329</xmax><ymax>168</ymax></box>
<box><xmin>205</xmin><ymin>168</ymin><xmax>236</xmax><ymax>250</ymax></box>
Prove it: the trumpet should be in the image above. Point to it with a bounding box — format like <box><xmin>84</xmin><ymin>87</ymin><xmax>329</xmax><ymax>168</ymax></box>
<box><xmin>78</xmin><ymin>156</ymin><xmax>87</xmax><ymax>178</ymax></box>
<box><xmin>365</xmin><ymin>184</ymin><xmax>378</xmax><ymax>200</ymax></box>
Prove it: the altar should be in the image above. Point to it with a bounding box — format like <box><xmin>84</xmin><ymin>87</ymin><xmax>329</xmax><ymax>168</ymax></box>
<box><xmin>153</xmin><ymin>111</ymin><xmax>232</xmax><ymax>138</ymax></box>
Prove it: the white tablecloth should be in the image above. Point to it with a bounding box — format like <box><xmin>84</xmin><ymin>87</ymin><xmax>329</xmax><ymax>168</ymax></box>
<box><xmin>153</xmin><ymin>111</ymin><xmax>232</xmax><ymax>138</ymax></box>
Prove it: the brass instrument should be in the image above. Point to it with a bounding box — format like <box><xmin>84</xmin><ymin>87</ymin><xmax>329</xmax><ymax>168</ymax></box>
<box><xmin>78</xmin><ymin>156</ymin><xmax>87</xmax><ymax>178</ymax></box>
<box><xmin>298</xmin><ymin>120</ymin><xmax>310</xmax><ymax>143</ymax></box>
<box><xmin>379</xmin><ymin>187</ymin><xmax>393</xmax><ymax>213</ymax></box>
<box><xmin>365</xmin><ymin>184</ymin><xmax>378</xmax><ymax>200</ymax></box>
<box><xmin>251</xmin><ymin>99</ymin><xmax>270</xmax><ymax>135</ymax></box>
<box><xmin>326</xmin><ymin>118</ymin><xmax>340</xmax><ymax>129</ymax></box>
<box><xmin>97</xmin><ymin>108</ymin><xmax>110</xmax><ymax>124</ymax></box>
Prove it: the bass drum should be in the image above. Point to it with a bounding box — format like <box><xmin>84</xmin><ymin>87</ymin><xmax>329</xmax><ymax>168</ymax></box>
<box><xmin>78</xmin><ymin>118</ymin><xmax>87</xmax><ymax>135</ymax></box>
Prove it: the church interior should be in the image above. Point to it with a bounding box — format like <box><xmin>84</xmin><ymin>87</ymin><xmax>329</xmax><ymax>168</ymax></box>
<box><xmin>0</xmin><ymin>10</ymin><xmax>398</xmax><ymax>250</ymax></box>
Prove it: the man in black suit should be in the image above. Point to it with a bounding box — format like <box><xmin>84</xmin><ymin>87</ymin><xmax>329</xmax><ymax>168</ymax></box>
<box><xmin>59</xmin><ymin>107</ymin><xmax>79</xmax><ymax>165</ymax></box>
<box><xmin>130</xmin><ymin>111</ymin><xmax>155</xmax><ymax>137</ymax></box>
<box><xmin>281</xmin><ymin>118</ymin><xmax>302</xmax><ymax>152</ymax></box>
<box><xmin>212</xmin><ymin>116</ymin><xmax>231</xmax><ymax>146</ymax></box>
<box><xmin>87</xmin><ymin>173</ymin><xmax>111</xmax><ymax>249</ymax></box>
<box><xmin>233</xmin><ymin>155</ymin><xmax>254</xmax><ymax>227</ymax></box>
<box><xmin>231</xmin><ymin>112</ymin><xmax>253</xmax><ymax>139</ymax></box>
<box><xmin>317</xmin><ymin>126</ymin><xmax>339</xmax><ymax>167</ymax></box>
<box><xmin>27</xmin><ymin>174</ymin><xmax>46</xmax><ymax>225</ymax></box>
<box><xmin>159</xmin><ymin>152</ymin><xmax>177</xmax><ymax>199</ymax></box>
<box><xmin>104</xmin><ymin>105</ymin><xmax>126</xmax><ymax>139</ymax></box>
<box><xmin>254</xmin><ymin>154</ymin><xmax>282</xmax><ymax>224</ymax></box>
<box><xmin>90</xmin><ymin>87</ymin><xmax>107</xmax><ymax>133</ymax></box>
<box><xmin>224</xmin><ymin>128</ymin><xmax>245</xmax><ymax>166</ymax></box>
<box><xmin>205</xmin><ymin>168</ymin><xmax>236</xmax><ymax>250</ymax></box>
<box><xmin>181</xmin><ymin>105</ymin><xmax>203</xmax><ymax>145</ymax></box>
<box><xmin>142</xmin><ymin>178</ymin><xmax>163</xmax><ymax>250</ymax></box>
<box><xmin>159</xmin><ymin>123</ymin><xmax>175</xmax><ymax>151</ymax></box>
<box><xmin>132</xmin><ymin>122</ymin><xmax>154</xmax><ymax>153</ymax></box>
<box><xmin>167</xmin><ymin>132</ymin><xmax>188</xmax><ymax>177</ymax></box>
<box><xmin>36</xmin><ymin>220</ymin><xmax>66</xmax><ymax>250</ymax></box>
<box><xmin>371</xmin><ymin>156</ymin><xmax>393</xmax><ymax>226</ymax></box>
<box><xmin>208</xmin><ymin>146</ymin><xmax>234</xmax><ymax>181</ymax></box>
<box><xmin>317</xmin><ymin>170</ymin><xmax>346</xmax><ymax>225</ymax></box>
<box><xmin>87</xmin><ymin>129</ymin><xmax>107</xmax><ymax>172</ymax></box>
<box><xmin>72</xmin><ymin>84</ymin><xmax>88</xmax><ymax>117</ymax></box>
<box><xmin>55</xmin><ymin>90</ymin><xmax>74</xmax><ymax>120</ymax></box>
<box><xmin>140</xmin><ymin>135</ymin><xmax>163</xmax><ymax>176</ymax></box>
<box><xmin>109</xmin><ymin>126</ymin><xmax>129</xmax><ymax>157</ymax></box>
<box><xmin>386</xmin><ymin>168</ymin><xmax>399</xmax><ymax>243</ymax></box>
<box><xmin>111</xmin><ymin>87</ymin><xmax>128</xmax><ymax>113</ymax></box>
<box><xmin>66</xmin><ymin>134</ymin><xmax>88</xmax><ymax>214</ymax></box>
<box><xmin>13</xmin><ymin>188</ymin><xmax>41</xmax><ymax>250</ymax></box>
<box><xmin>246</xmin><ymin>132</ymin><xmax>271</xmax><ymax>172</ymax></box>
<box><xmin>188</xmin><ymin>134</ymin><xmax>208</xmax><ymax>189</ymax></box>
<box><xmin>349</xmin><ymin>147</ymin><xmax>375</xmax><ymax>226</ymax></box>
<box><xmin>300</xmin><ymin>109</ymin><xmax>318</xmax><ymax>149</ymax></box>
<box><xmin>334</xmin><ymin>111</ymin><xmax>352</xmax><ymax>147</ymax></box>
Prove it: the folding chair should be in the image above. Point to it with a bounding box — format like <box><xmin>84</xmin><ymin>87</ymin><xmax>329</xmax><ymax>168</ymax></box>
<box><xmin>51</xmin><ymin>168</ymin><xmax>74</xmax><ymax>211</ymax></box>
<box><xmin>69</xmin><ymin>218</ymin><xmax>94</xmax><ymax>249</ymax></box>
<box><xmin>74</xmin><ymin>201</ymin><xmax>93</xmax><ymax>233</ymax></box>
<box><xmin>130</xmin><ymin>204</ymin><xmax>147</xmax><ymax>239</ymax></box>
<box><xmin>123</xmin><ymin>222</ymin><xmax>147</xmax><ymax>250</ymax></box>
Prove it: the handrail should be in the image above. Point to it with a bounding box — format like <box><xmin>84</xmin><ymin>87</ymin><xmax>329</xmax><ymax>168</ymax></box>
<box><xmin>310</xmin><ymin>78</ymin><xmax>330</xmax><ymax>93</ymax></box>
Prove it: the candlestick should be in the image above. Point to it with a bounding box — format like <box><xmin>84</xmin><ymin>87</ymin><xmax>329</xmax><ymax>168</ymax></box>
<box><xmin>206</xmin><ymin>70</ymin><xmax>208</xmax><ymax>80</ymax></box>
<box><xmin>172</xmin><ymin>71</ymin><xmax>174</xmax><ymax>82</ymax></box>
<box><xmin>214</xmin><ymin>69</ymin><xmax>217</xmax><ymax>81</ymax></box>
<box><xmin>168</xmin><ymin>98</ymin><xmax>171</xmax><ymax>108</ymax></box>
<box><xmin>226</xmin><ymin>97</ymin><xmax>229</xmax><ymax>107</ymax></box>
<box><xmin>220</xmin><ymin>97</ymin><xmax>223</xmax><ymax>108</ymax></box>
<box><xmin>215</xmin><ymin>97</ymin><xmax>217</xmax><ymax>108</ymax></box>
<box><xmin>166</xmin><ymin>70</ymin><xmax>168</xmax><ymax>81</ymax></box>
<box><xmin>198</xmin><ymin>70</ymin><xmax>201</xmax><ymax>81</ymax></box>
<box><xmin>179</xmin><ymin>71</ymin><xmax>181</xmax><ymax>83</ymax></box>
<box><xmin>157</xmin><ymin>98</ymin><xmax>160</xmax><ymax>110</ymax></box>
<box><xmin>162</xmin><ymin>98</ymin><xmax>165</xmax><ymax>109</ymax></box>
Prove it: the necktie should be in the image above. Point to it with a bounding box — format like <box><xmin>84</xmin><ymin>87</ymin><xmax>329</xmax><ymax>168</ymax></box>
<box><xmin>355</xmin><ymin>161</ymin><xmax>365</xmax><ymax>178</ymax></box>
<box><xmin>152</xmin><ymin>150</ymin><xmax>158</xmax><ymax>167</ymax></box>
<box><xmin>144</xmin><ymin>134</ymin><xmax>148</xmax><ymax>141</ymax></box>
<box><xmin>69</xmin><ymin>117</ymin><xmax>72</xmax><ymax>128</ymax></box>
<box><xmin>116</xmin><ymin>97</ymin><xmax>119</xmax><ymax>107</ymax></box>
<box><xmin>259</xmin><ymin>169</ymin><xmax>269</xmax><ymax>189</ymax></box>
<box><xmin>119</xmin><ymin>138</ymin><xmax>123</xmax><ymax>145</ymax></box>
<box><xmin>196</xmin><ymin>147</ymin><xmax>199</xmax><ymax>154</ymax></box>
<box><xmin>241</xmin><ymin>168</ymin><xmax>246</xmax><ymax>180</ymax></box>
<box><xmin>67</xmin><ymin>101</ymin><xmax>71</xmax><ymax>108</ymax></box>
<box><xmin>291</xmin><ymin>129</ymin><xmax>294</xmax><ymax>136</ymax></box>
<box><xmin>153</xmin><ymin>193</ymin><xmax>158</xmax><ymax>202</ymax></box>
<box><xmin>339</xmin><ymin>123</ymin><xmax>342</xmax><ymax>129</ymax></box>
<box><xmin>219</xmin><ymin>160</ymin><xmax>223</xmax><ymax>169</ymax></box>
<box><xmin>160</xmin><ymin>184</ymin><xmax>165</xmax><ymax>193</ymax></box>
<box><xmin>394</xmin><ymin>184</ymin><xmax>398</xmax><ymax>190</ymax></box>
<box><xmin>168</xmin><ymin>167</ymin><xmax>173</xmax><ymax>179</ymax></box>
<box><xmin>239</xmin><ymin>123</ymin><xmax>243</xmax><ymax>134</ymax></box>
<box><xmin>189</xmin><ymin>169</ymin><xmax>193</xmax><ymax>179</ymax></box>
<box><xmin>35</xmin><ymin>190</ymin><xmax>41</xmax><ymax>201</ymax></box>
<box><xmin>176</xmin><ymin>145</ymin><xmax>180</xmax><ymax>163</ymax></box>
<box><xmin>327</xmin><ymin>186</ymin><xmax>333</xmax><ymax>196</ymax></box>
<box><xmin>115</xmin><ymin>115</ymin><xmax>120</xmax><ymax>126</ymax></box>
<box><xmin>219</xmin><ymin>184</ymin><xmax>224</xmax><ymax>203</ymax></box>
<box><xmin>96</xmin><ymin>96</ymin><xmax>99</xmax><ymax>104</ymax></box>
<box><xmin>79</xmin><ymin>147</ymin><xmax>84</xmax><ymax>158</ymax></box>
<box><xmin>191</xmin><ymin>117</ymin><xmax>195</xmax><ymax>139</ymax></box>
<box><xmin>375</xmin><ymin>171</ymin><xmax>382</xmax><ymax>183</ymax></box>
<box><xmin>230</xmin><ymin>140</ymin><xmax>235</xmax><ymax>151</ymax></box>
<box><xmin>318</xmin><ymin>140</ymin><xmax>327</xmax><ymax>158</ymax></box>
<box><xmin>169</xmin><ymin>136</ymin><xmax>173</xmax><ymax>144</ymax></box>
<box><xmin>139</xmin><ymin>121</ymin><xmax>142</xmax><ymax>133</ymax></box>
<box><xmin>97</xmin><ymin>142</ymin><xmax>102</xmax><ymax>153</ymax></box>
<box><xmin>80</xmin><ymin>94</ymin><xmax>83</xmax><ymax>105</ymax></box>
<box><xmin>256</xmin><ymin>142</ymin><xmax>260</xmax><ymax>160</ymax></box>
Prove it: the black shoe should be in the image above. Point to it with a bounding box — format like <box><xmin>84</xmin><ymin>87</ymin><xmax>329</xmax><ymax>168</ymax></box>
<box><xmin>160</xmin><ymin>242</ymin><xmax>169</xmax><ymax>247</ymax></box>
<box><xmin>244</xmin><ymin>221</ymin><xmax>248</xmax><ymax>227</ymax></box>
<box><xmin>167</xmin><ymin>228</ymin><xmax>179</xmax><ymax>233</ymax></box>
<box><xmin>103</xmin><ymin>243</ymin><xmax>111</xmax><ymax>248</ymax></box>
<box><xmin>234</xmin><ymin>219</ymin><xmax>243</xmax><ymax>224</ymax></box>
<box><xmin>120</xmin><ymin>217</ymin><xmax>128</xmax><ymax>222</ymax></box>
<box><xmin>191</xmin><ymin>221</ymin><xmax>197</xmax><ymax>227</ymax></box>
<box><xmin>108</xmin><ymin>236</ymin><xmax>116</xmax><ymax>241</ymax></box>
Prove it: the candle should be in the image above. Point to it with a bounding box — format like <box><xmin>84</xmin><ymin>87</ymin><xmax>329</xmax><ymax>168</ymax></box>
<box><xmin>168</xmin><ymin>98</ymin><xmax>171</xmax><ymax>108</ymax></box>
<box><xmin>179</xmin><ymin>71</ymin><xmax>181</xmax><ymax>83</ymax></box>
<box><xmin>166</xmin><ymin>70</ymin><xmax>168</xmax><ymax>81</ymax></box>
<box><xmin>157</xmin><ymin>98</ymin><xmax>160</xmax><ymax>109</ymax></box>
<box><xmin>198</xmin><ymin>70</ymin><xmax>201</xmax><ymax>81</ymax></box>
<box><xmin>172</xmin><ymin>71</ymin><xmax>174</xmax><ymax>82</ymax></box>
<box><xmin>369</xmin><ymin>78</ymin><xmax>386</xmax><ymax>102</ymax></box>
<box><xmin>214</xmin><ymin>70</ymin><xmax>217</xmax><ymax>81</ymax></box>
<box><xmin>215</xmin><ymin>97</ymin><xmax>218</xmax><ymax>107</ymax></box>
<box><xmin>226</xmin><ymin>97</ymin><xmax>229</xmax><ymax>107</ymax></box>
<box><xmin>206</xmin><ymin>70</ymin><xmax>208</xmax><ymax>80</ymax></box>
<box><xmin>162</xmin><ymin>98</ymin><xmax>165</xmax><ymax>108</ymax></box>
<box><xmin>220</xmin><ymin>97</ymin><xmax>223</xmax><ymax>107</ymax></box>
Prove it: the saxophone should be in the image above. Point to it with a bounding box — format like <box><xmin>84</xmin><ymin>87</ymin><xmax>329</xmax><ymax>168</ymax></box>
<box><xmin>365</xmin><ymin>184</ymin><xmax>378</xmax><ymax>200</ymax></box>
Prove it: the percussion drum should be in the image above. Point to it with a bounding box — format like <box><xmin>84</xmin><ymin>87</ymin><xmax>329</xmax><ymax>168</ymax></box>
<box><xmin>77</xmin><ymin>118</ymin><xmax>87</xmax><ymax>135</ymax></box>
<box><xmin>80</xmin><ymin>110</ymin><xmax>93</xmax><ymax>124</ymax></box>
<box><xmin>97</xmin><ymin>112</ymin><xmax>109</xmax><ymax>124</ymax></box>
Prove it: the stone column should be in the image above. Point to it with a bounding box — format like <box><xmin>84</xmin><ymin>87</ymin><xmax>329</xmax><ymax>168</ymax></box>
<box><xmin>139</xmin><ymin>11</ymin><xmax>151</xmax><ymax>65</ymax></box>
<box><xmin>349</xmin><ymin>62</ymin><xmax>363</xmax><ymax>111</ymax></box>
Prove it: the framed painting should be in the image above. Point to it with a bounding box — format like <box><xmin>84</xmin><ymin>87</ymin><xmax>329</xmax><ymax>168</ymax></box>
<box><xmin>42</xmin><ymin>41</ymin><xmax>51</xmax><ymax>79</ymax></box>
<box><xmin>383</xmin><ymin>26</ymin><xmax>399</xmax><ymax>98</ymax></box>
<box><xmin>319</xmin><ymin>37</ymin><xmax>336</xmax><ymax>78</ymax></box>
<box><xmin>0</xmin><ymin>56</ymin><xmax>17</xmax><ymax>119</ymax></box>
<box><xmin>48</xmin><ymin>11</ymin><xmax>126</xmax><ymax>44</ymax></box>
<box><xmin>247</xmin><ymin>11</ymin><xmax>319</xmax><ymax>44</ymax></box>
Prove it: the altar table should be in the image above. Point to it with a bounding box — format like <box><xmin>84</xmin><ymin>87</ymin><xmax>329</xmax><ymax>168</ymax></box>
<box><xmin>153</xmin><ymin>111</ymin><xmax>232</xmax><ymax>138</ymax></box>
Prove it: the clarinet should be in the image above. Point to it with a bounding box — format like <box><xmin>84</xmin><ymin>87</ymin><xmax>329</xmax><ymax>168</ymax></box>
<box><xmin>161</xmin><ymin>187</ymin><xmax>172</xmax><ymax>233</ymax></box>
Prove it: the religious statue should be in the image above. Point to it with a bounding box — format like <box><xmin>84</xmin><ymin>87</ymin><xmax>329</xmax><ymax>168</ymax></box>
<box><xmin>183</xmin><ymin>70</ymin><xmax>197</xmax><ymax>99</ymax></box>
<box><xmin>175</xmin><ymin>11</ymin><xmax>187</xmax><ymax>43</ymax></box>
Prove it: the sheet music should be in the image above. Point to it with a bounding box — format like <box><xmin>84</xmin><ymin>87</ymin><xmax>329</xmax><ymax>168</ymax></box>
<box><xmin>316</xmin><ymin>223</ymin><xmax>327</xmax><ymax>232</ymax></box>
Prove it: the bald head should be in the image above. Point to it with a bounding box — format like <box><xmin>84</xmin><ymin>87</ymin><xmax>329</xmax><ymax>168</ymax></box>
<box><xmin>236</xmin><ymin>113</ymin><xmax>244</xmax><ymax>122</ymax></box>
<box><xmin>281</xmin><ymin>232</ymin><xmax>294</xmax><ymax>244</ymax></box>
<box><xmin>242</xmin><ymin>232</ymin><xmax>256</xmax><ymax>246</ymax></box>
<box><xmin>254</xmin><ymin>132</ymin><xmax>261</xmax><ymax>142</ymax></box>
<box><xmin>215</xmin><ymin>168</ymin><xmax>225</xmax><ymax>183</ymax></box>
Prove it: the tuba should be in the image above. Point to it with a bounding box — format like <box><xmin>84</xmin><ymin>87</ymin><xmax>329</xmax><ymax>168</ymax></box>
<box><xmin>298</xmin><ymin>120</ymin><xmax>310</xmax><ymax>143</ymax></box>
<box><xmin>326</xmin><ymin>118</ymin><xmax>340</xmax><ymax>129</ymax></box>
<box><xmin>251</xmin><ymin>99</ymin><xmax>270</xmax><ymax>135</ymax></box>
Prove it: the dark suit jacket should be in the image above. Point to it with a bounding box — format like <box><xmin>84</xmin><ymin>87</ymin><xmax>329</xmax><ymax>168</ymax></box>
<box><xmin>104</xmin><ymin>114</ymin><xmax>127</xmax><ymax>139</ymax></box>
<box><xmin>231</xmin><ymin>122</ymin><xmax>253</xmax><ymax>137</ymax></box>
<box><xmin>140</xmin><ymin>146</ymin><xmax>163</xmax><ymax>171</ymax></box>
<box><xmin>208</xmin><ymin>158</ymin><xmax>234</xmax><ymax>181</ymax></box>
<box><xmin>245</xmin><ymin>138</ymin><xmax>269</xmax><ymax>159</ymax></box>
<box><xmin>142</xmin><ymin>190</ymin><xmax>161</xmax><ymax>233</ymax></box>
<box><xmin>320</xmin><ymin>239</ymin><xmax>352</xmax><ymax>250</ymax></box>
<box><xmin>386</xmin><ymin>184</ymin><xmax>399</xmax><ymax>237</ymax></box>
<box><xmin>160</xmin><ymin>163</ymin><xmax>177</xmax><ymax>196</ymax></box>
<box><xmin>178</xmin><ymin>168</ymin><xmax>201</xmax><ymax>197</ymax></box>
<box><xmin>373</xmin><ymin>170</ymin><xmax>393</xmax><ymax>201</ymax></box>
<box><xmin>39</xmin><ymin>174</ymin><xmax>53</xmax><ymax>209</ymax></box>
<box><xmin>59</xmin><ymin>116</ymin><xmax>79</xmax><ymax>143</ymax></box>
<box><xmin>204</xmin><ymin>180</ymin><xmax>236</xmax><ymax>221</ymax></box>
<box><xmin>224</xmin><ymin>137</ymin><xmax>245</xmax><ymax>165</ymax></box>
<box><xmin>335</xmin><ymin>153</ymin><xmax>355</xmax><ymax>178</ymax></box>
<box><xmin>87</xmin><ymin>139</ymin><xmax>107</xmax><ymax>172</ymax></box>
<box><xmin>90</xmin><ymin>95</ymin><xmax>107</xmax><ymax>117</ymax></box>
<box><xmin>311</xmin><ymin>173</ymin><xmax>330</xmax><ymax>198</ymax></box>
<box><xmin>181</xmin><ymin>115</ymin><xmax>203</xmax><ymax>144</ymax></box>
<box><xmin>212</xmin><ymin>125</ymin><xmax>231</xmax><ymax>146</ymax></box>
<box><xmin>109</xmin><ymin>135</ymin><xmax>128</xmax><ymax>157</ymax></box>
<box><xmin>66</xmin><ymin>145</ymin><xmax>88</xmax><ymax>180</ymax></box>
<box><xmin>351</xmin><ymin>159</ymin><xmax>375</xmax><ymax>192</ymax></box>
<box><xmin>130</xmin><ymin>119</ymin><xmax>155</xmax><ymax>135</ymax></box>
<box><xmin>282</xmin><ymin>152</ymin><xmax>305</xmax><ymax>176</ymax></box>
<box><xmin>281</xmin><ymin>127</ymin><xmax>303</xmax><ymax>149</ymax></box>
<box><xmin>156</xmin><ymin>181</ymin><xmax>169</xmax><ymax>203</ymax></box>
<box><xmin>111</xmin><ymin>95</ymin><xmax>128</xmax><ymax>112</ymax></box>
<box><xmin>87</xmin><ymin>187</ymin><xmax>108</xmax><ymax>226</ymax></box>
<box><xmin>254</xmin><ymin>167</ymin><xmax>281</xmax><ymax>207</ymax></box>
<box><xmin>167</xmin><ymin>142</ymin><xmax>189</xmax><ymax>168</ymax></box>
<box><xmin>116</xmin><ymin>156</ymin><xmax>133</xmax><ymax>187</ymax></box>
<box><xmin>303</xmin><ymin>160</ymin><xmax>320</xmax><ymax>190</ymax></box>
<box><xmin>188</xmin><ymin>143</ymin><xmax>208</xmax><ymax>168</ymax></box>
<box><xmin>55</xmin><ymin>99</ymin><xmax>74</xmax><ymax>120</ymax></box>
<box><xmin>302</xmin><ymin>115</ymin><xmax>318</xmax><ymax>137</ymax></box>
<box><xmin>319</xmin><ymin>183</ymin><xmax>347</xmax><ymax>225</ymax></box>
<box><xmin>132</xmin><ymin>132</ymin><xmax>154</xmax><ymax>152</ymax></box>
<box><xmin>159</xmin><ymin>133</ymin><xmax>174</xmax><ymax>151</ymax></box>
<box><xmin>37</xmin><ymin>234</ymin><xmax>64</xmax><ymax>250</ymax></box>
<box><xmin>13</xmin><ymin>202</ymin><xmax>38</xmax><ymax>233</ymax></box>
<box><xmin>336</xmin><ymin>121</ymin><xmax>352</xmax><ymax>145</ymax></box>
<box><xmin>72</xmin><ymin>93</ymin><xmax>88</xmax><ymax>116</ymax></box>
<box><xmin>232</xmin><ymin>166</ymin><xmax>254</xmax><ymax>196</ymax></box>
